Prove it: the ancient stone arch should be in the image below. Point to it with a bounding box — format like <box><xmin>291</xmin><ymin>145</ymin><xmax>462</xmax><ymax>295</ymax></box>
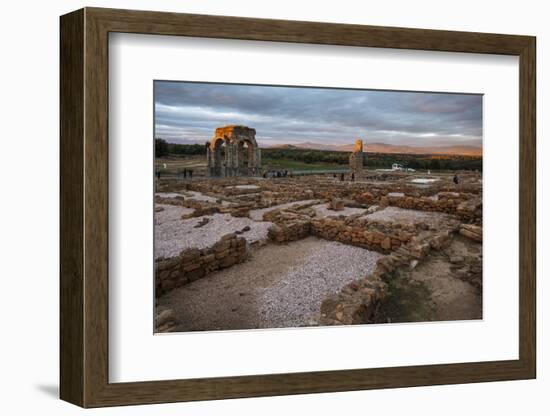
<box><xmin>206</xmin><ymin>125</ymin><xmax>262</xmax><ymax>177</ymax></box>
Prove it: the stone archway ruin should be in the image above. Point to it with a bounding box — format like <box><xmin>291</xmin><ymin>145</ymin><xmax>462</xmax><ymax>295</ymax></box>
<box><xmin>206</xmin><ymin>125</ymin><xmax>262</xmax><ymax>177</ymax></box>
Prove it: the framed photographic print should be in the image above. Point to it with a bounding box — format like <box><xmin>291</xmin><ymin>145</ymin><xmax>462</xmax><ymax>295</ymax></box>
<box><xmin>60</xmin><ymin>7</ymin><xmax>536</xmax><ymax>407</ymax></box>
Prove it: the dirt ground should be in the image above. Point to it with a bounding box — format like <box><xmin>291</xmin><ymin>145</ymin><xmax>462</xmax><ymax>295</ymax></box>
<box><xmin>382</xmin><ymin>235</ymin><xmax>482</xmax><ymax>323</ymax></box>
<box><xmin>157</xmin><ymin>237</ymin><xmax>381</xmax><ymax>331</ymax></box>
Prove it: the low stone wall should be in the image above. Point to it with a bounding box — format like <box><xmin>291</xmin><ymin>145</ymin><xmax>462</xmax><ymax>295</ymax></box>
<box><xmin>268</xmin><ymin>222</ymin><xmax>311</xmax><ymax>243</ymax></box>
<box><xmin>155</xmin><ymin>195</ymin><xmax>221</xmax><ymax>218</ymax></box>
<box><xmin>155</xmin><ymin>233</ymin><xmax>247</xmax><ymax>297</ymax></box>
<box><xmin>263</xmin><ymin>205</ymin><xmax>417</xmax><ymax>251</ymax></box>
<box><xmin>311</xmin><ymin>217</ymin><xmax>413</xmax><ymax>253</ymax></box>
<box><xmin>319</xmin><ymin>228</ymin><xmax>455</xmax><ymax>325</ymax></box>
<box><xmin>264</xmin><ymin>209</ymin><xmax>313</xmax><ymax>243</ymax></box>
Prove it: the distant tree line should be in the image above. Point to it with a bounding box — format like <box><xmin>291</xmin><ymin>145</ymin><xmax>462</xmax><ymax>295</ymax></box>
<box><xmin>262</xmin><ymin>148</ymin><xmax>482</xmax><ymax>171</ymax></box>
<box><xmin>155</xmin><ymin>139</ymin><xmax>482</xmax><ymax>171</ymax></box>
<box><xmin>155</xmin><ymin>138</ymin><xmax>205</xmax><ymax>157</ymax></box>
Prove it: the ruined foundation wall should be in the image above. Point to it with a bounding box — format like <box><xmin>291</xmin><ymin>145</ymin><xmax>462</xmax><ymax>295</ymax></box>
<box><xmin>263</xmin><ymin>208</ymin><xmax>314</xmax><ymax>243</ymax></box>
<box><xmin>357</xmin><ymin>192</ymin><xmax>482</xmax><ymax>222</ymax></box>
<box><xmin>267</xmin><ymin>222</ymin><xmax>311</xmax><ymax>243</ymax></box>
<box><xmin>156</xmin><ymin>233</ymin><xmax>247</xmax><ymax>297</ymax></box>
<box><xmin>311</xmin><ymin>217</ymin><xmax>413</xmax><ymax>253</ymax></box>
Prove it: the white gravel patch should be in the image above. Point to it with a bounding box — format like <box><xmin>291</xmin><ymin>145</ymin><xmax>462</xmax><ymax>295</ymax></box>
<box><xmin>155</xmin><ymin>213</ymin><xmax>272</xmax><ymax>259</ymax></box>
<box><xmin>156</xmin><ymin>192</ymin><xmax>184</xmax><ymax>199</ymax></box>
<box><xmin>249</xmin><ymin>200</ymin><xmax>319</xmax><ymax>221</ymax></box>
<box><xmin>387</xmin><ymin>192</ymin><xmax>405</xmax><ymax>197</ymax></box>
<box><xmin>257</xmin><ymin>240</ymin><xmax>382</xmax><ymax>328</ymax></box>
<box><xmin>311</xmin><ymin>203</ymin><xmax>366</xmax><ymax>218</ymax></box>
<box><xmin>364</xmin><ymin>206</ymin><xmax>450</xmax><ymax>225</ymax></box>
<box><xmin>227</xmin><ymin>184</ymin><xmax>260</xmax><ymax>190</ymax></box>
<box><xmin>411</xmin><ymin>178</ymin><xmax>439</xmax><ymax>184</ymax></box>
<box><xmin>155</xmin><ymin>204</ymin><xmax>194</xmax><ymax>223</ymax></box>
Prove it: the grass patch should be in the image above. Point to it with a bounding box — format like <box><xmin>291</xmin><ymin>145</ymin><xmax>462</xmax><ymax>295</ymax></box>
<box><xmin>380</xmin><ymin>271</ymin><xmax>435</xmax><ymax>323</ymax></box>
<box><xmin>262</xmin><ymin>157</ymin><xmax>343</xmax><ymax>171</ymax></box>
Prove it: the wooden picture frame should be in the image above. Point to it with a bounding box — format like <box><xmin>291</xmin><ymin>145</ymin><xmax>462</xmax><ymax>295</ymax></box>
<box><xmin>60</xmin><ymin>7</ymin><xmax>536</xmax><ymax>408</ymax></box>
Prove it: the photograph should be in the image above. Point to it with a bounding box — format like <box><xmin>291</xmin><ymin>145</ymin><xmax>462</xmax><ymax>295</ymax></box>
<box><xmin>48</xmin><ymin>3</ymin><xmax>541</xmax><ymax>409</ymax></box>
<box><xmin>153</xmin><ymin>81</ymin><xmax>483</xmax><ymax>333</ymax></box>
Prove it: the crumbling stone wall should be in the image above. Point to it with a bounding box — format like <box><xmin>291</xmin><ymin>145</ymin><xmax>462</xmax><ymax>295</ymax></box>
<box><xmin>156</xmin><ymin>233</ymin><xmax>247</xmax><ymax>297</ymax></box>
<box><xmin>357</xmin><ymin>191</ymin><xmax>481</xmax><ymax>222</ymax></box>
<box><xmin>264</xmin><ymin>209</ymin><xmax>313</xmax><ymax>243</ymax></box>
<box><xmin>155</xmin><ymin>195</ymin><xmax>221</xmax><ymax>217</ymax></box>
<box><xmin>311</xmin><ymin>217</ymin><xmax>413</xmax><ymax>253</ymax></box>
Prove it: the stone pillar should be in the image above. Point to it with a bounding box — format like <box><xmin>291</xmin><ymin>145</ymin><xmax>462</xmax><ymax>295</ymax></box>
<box><xmin>235</xmin><ymin>142</ymin><xmax>242</xmax><ymax>172</ymax></box>
<box><xmin>349</xmin><ymin>139</ymin><xmax>364</xmax><ymax>176</ymax></box>
<box><xmin>246</xmin><ymin>145</ymin><xmax>254</xmax><ymax>168</ymax></box>
<box><xmin>226</xmin><ymin>142</ymin><xmax>237</xmax><ymax>176</ymax></box>
<box><xmin>255</xmin><ymin>148</ymin><xmax>261</xmax><ymax>168</ymax></box>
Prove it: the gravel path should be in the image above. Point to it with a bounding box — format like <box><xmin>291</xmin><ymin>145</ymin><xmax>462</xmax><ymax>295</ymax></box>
<box><xmin>155</xmin><ymin>203</ymin><xmax>194</xmax><ymax>223</ymax></box>
<box><xmin>155</xmin><ymin>213</ymin><xmax>272</xmax><ymax>259</ymax></box>
<box><xmin>157</xmin><ymin>237</ymin><xmax>382</xmax><ymax>331</ymax></box>
<box><xmin>256</xmin><ymin>240</ymin><xmax>381</xmax><ymax>328</ymax></box>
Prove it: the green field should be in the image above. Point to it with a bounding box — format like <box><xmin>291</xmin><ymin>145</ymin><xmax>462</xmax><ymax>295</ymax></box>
<box><xmin>261</xmin><ymin>157</ymin><xmax>344</xmax><ymax>171</ymax></box>
<box><xmin>261</xmin><ymin>148</ymin><xmax>482</xmax><ymax>171</ymax></box>
<box><xmin>154</xmin><ymin>155</ymin><xmax>206</xmax><ymax>175</ymax></box>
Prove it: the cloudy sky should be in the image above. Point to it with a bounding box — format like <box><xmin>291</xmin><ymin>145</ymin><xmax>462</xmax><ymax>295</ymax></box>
<box><xmin>154</xmin><ymin>81</ymin><xmax>482</xmax><ymax>148</ymax></box>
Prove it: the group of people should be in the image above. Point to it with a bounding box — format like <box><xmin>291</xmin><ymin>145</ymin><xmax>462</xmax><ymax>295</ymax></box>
<box><xmin>180</xmin><ymin>168</ymin><xmax>193</xmax><ymax>179</ymax></box>
<box><xmin>155</xmin><ymin>168</ymin><xmax>194</xmax><ymax>180</ymax></box>
<box><xmin>332</xmin><ymin>172</ymin><xmax>356</xmax><ymax>182</ymax></box>
<box><xmin>263</xmin><ymin>170</ymin><xmax>291</xmax><ymax>179</ymax></box>
<box><xmin>156</xmin><ymin>165</ymin><xmax>462</xmax><ymax>184</ymax></box>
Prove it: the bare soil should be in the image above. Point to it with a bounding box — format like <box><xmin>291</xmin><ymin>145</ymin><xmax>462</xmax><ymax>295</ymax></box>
<box><xmin>382</xmin><ymin>235</ymin><xmax>482</xmax><ymax>323</ymax></box>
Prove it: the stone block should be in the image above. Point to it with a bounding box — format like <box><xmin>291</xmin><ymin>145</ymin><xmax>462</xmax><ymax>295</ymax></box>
<box><xmin>186</xmin><ymin>267</ymin><xmax>206</xmax><ymax>282</ymax></box>
<box><xmin>213</xmin><ymin>240</ymin><xmax>231</xmax><ymax>253</ymax></box>
<box><xmin>329</xmin><ymin>198</ymin><xmax>345</xmax><ymax>211</ymax></box>
<box><xmin>220</xmin><ymin>255</ymin><xmax>237</xmax><ymax>268</ymax></box>
<box><xmin>183</xmin><ymin>262</ymin><xmax>201</xmax><ymax>272</ymax></box>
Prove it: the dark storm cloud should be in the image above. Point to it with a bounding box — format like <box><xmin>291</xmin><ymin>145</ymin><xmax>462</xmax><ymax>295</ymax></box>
<box><xmin>154</xmin><ymin>81</ymin><xmax>482</xmax><ymax>148</ymax></box>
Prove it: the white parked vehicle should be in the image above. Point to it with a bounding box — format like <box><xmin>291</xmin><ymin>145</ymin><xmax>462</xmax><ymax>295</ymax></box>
<box><xmin>391</xmin><ymin>163</ymin><xmax>415</xmax><ymax>172</ymax></box>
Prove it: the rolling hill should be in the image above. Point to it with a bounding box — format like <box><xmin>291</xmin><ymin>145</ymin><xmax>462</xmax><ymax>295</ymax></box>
<box><xmin>270</xmin><ymin>141</ymin><xmax>482</xmax><ymax>156</ymax></box>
